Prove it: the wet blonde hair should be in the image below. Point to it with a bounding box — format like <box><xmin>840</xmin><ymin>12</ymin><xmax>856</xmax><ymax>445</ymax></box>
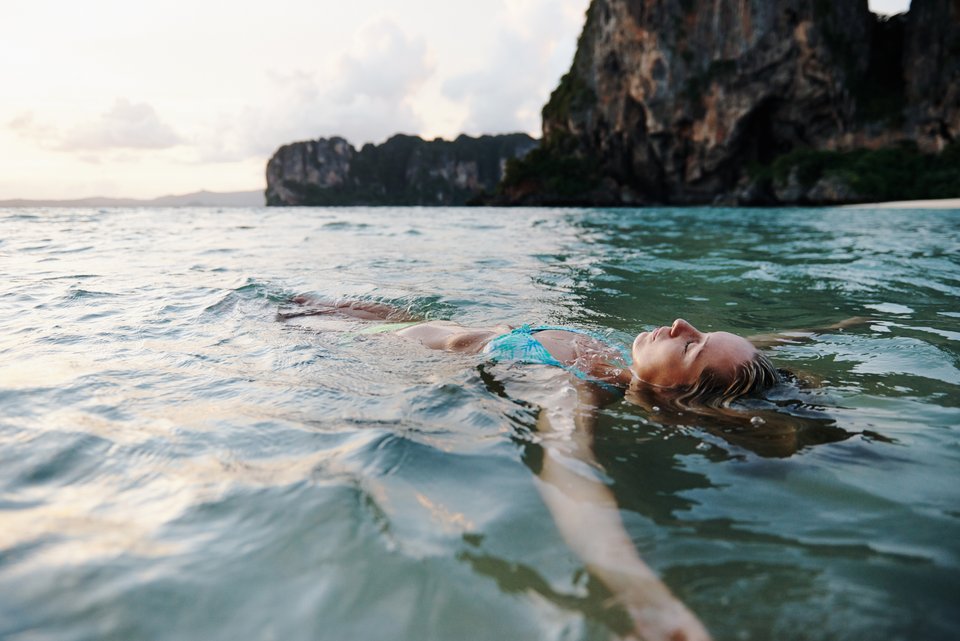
<box><xmin>675</xmin><ymin>351</ymin><xmax>781</xmax><ymax>407</ymax></box>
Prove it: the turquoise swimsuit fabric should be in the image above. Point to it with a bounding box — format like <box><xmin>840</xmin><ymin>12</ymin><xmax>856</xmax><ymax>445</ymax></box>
<box><xmin>483</xmin><ymin>325</ymin><xmax>631</xmax><ymax>391</ymax></box>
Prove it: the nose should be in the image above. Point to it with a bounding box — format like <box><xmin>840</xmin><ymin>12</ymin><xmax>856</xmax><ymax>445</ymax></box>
<box><xmin>670</xmin><ymin>318</ymin><xmax>699</xmax><ymax>338</ymax></box>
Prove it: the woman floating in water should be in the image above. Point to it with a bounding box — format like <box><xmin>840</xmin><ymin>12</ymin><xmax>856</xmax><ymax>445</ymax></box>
<box><xmin>281</xmin><ymin>296</ymin><xmax>868</xmax><ymax>641</ymax></box>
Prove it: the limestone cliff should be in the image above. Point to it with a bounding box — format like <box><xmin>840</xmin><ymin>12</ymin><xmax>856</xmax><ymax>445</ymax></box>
<box><xmin>266</xmin><ymin>134</ymin><xmax>536</xmax><ymax>206</ymax></box>
<box><xmin>500</xmin><ymin>0</ymin><xmax>960</xmax><ymax>206</ymax></box>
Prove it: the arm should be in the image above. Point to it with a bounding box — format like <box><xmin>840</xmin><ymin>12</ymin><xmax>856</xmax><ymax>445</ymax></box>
<box><xmin>535</xmin><ymin>382</ymin><xmax>711</xmax><ymax>641</ymax></box>
<box><xmin>280</xmin><ymin>296</ymin><xmax>420</xmax><ymax>321</ymax></box>
<box><xmin>281</xmin><ymin>296</ymin><xmax>506</xmax><ymax>354</ymax></box>
<box><xmin>747</xmin><ymin>316</ymin><xmax>874</xmax><ymax>349</ymax></box>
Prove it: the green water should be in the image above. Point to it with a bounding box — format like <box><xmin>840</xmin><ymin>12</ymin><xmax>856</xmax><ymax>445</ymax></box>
<box><xmin>0</xmin><ymin>206</ymin><xmax>957</xmax><ymax>640</ymax></box>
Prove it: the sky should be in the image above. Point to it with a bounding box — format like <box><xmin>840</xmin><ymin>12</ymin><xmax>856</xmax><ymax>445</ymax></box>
<box><xmin>0</xmin><ymin>0</ymin><xmax>911</xmax><ymax>200</ymax></box>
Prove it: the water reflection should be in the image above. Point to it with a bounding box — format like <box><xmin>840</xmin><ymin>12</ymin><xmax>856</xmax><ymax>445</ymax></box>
<box><xmin>458</xmin><ymin>540</ymin><xmax>634</xmax><ymax>637</ymax></box>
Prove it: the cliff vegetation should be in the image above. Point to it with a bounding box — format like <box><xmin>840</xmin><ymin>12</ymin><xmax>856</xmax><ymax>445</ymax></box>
<box><xmin>748</xmin><ymin>142</ymin><xmax>960</xmax><ymax>204</ymax></box>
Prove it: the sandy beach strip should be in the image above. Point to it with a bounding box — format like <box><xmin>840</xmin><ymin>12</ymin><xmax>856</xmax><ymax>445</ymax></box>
<box><xmin>844</xmin><ymin>198</ymin><xmax>960</xmax><ymax>209</ymax></box>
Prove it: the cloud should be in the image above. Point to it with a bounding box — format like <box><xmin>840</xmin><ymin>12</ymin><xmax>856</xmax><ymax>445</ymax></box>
<box><xmin>8</xmin><ymin>100</ymin><xmax>182</xmax><ymax>152</ymax></box>
<box><xmin>8</xmin><ymin>113</ymin><xmax>35</xmax><ymax>130</ymax></box>
<box><xmin>59</xmin><ymin>99</ymin><xmax>182</xmax><ymax>150</ymax></box>
<box><xmin>443</xmin><ymin>0</ymin><xmax>589</xmax><ymax>135</ymax></box>
<box><xmin>336</xmin><ymin>20</ymin><xmax>434</xmax><ymax>105</ymax></box>
<box><xmin>196</xmin><ymin>19</ymin><xmax>436</xmax><ymax>162</ymax></box>
<box><xmin>7</xmin><ymin>112</ymin><xmax>55</xmax><ymax>140</ymax></box>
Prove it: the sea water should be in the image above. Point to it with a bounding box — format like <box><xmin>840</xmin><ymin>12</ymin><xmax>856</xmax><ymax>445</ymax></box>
<box><xmin>1</xmin><ymin>206</ymin><xmax>957</xmax><ymax>641</ymax></box>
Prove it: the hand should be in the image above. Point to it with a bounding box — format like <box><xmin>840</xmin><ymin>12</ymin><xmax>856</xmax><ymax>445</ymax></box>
<box><xmin>622</xmin><ymin>598</ymin><xmax>713</xmax><ymax>641</ymax></box>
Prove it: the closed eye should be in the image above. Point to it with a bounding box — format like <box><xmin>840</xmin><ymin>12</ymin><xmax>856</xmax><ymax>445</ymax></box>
<box><xmin>683</xmin><ymin>341</ymin><xmax>695</xmax><ymax>354</ymax></box>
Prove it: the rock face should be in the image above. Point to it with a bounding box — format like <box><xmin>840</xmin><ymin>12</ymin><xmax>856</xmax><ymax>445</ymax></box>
<box><xmin>266</xmin><ymin>134</ymin><xmax>537</xmax><ymax>206</ymax></box>
<box><xmin>501</xmin><ymin>0</ymin><xmax>960</xmax><ymax>205</ymax></box>
<box><xmin>904</xmin><ymin>0</ymin><xmax>960</xmax><ymax>144</ymax></box>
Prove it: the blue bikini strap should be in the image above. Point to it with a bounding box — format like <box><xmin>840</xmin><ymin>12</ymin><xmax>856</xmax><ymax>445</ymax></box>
<box><xmin>527</xmin><ymin>325</ymin><xmax>633</xmax><ymax>365</ymax></box>
<box><xmin>512</xmin><ymin>325</ymin><xmax>631</xmax><ymax>393</ymax></box>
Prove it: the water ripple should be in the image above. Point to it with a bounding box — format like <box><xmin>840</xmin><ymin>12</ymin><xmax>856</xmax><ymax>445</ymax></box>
<box><xmin>1</xmin><ymin>206</ymin><xmax>958</xmax><ymax>641</ymax></box>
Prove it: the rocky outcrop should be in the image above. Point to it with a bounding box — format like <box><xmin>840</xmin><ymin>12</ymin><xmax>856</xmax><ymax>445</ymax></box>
<box><xmin>904</xmin><ymin>0</ymin><xmax>960</xmax><ymax>146</ymax></box>
<box><xmin>266</xmin><ymin>134</ymin><xmax>537</xmax><ymax>206</ymax></box>
<box><xmin>500</xmin><ymin>0</ymin><xmax>960</xmax><ymax>206</ymax></box>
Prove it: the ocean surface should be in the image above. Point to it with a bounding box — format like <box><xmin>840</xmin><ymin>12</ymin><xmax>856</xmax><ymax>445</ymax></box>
<box><xmin>1</xmin><ymin>206</ymin><xmax>958</xmax><ymax>641</ymax></box>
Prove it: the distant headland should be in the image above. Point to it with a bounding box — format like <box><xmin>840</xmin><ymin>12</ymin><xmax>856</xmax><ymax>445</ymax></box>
<box><xmin>265</xmin><ymin>134</ymin><xmax>536</xmax><ymax>206</ymax></box>
<box><xmin>266</xmin><ymin>0</ymin><xmax>959</xmax><ymax>208</ymax></box>
<box><xmin>0</xmin><ymin>190</ymin><xmax>264</xmax><ymax>208</ymax></box>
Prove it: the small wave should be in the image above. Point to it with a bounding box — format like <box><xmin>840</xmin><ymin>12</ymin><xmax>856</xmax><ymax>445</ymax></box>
<box><xmin>22</xmin><ymin>243</ymin><xmax>53</xmax><ymax>252</ymax></box>
<box><xmin>55</xmin><ymin>245</ymin><xmax>95</xmax><ymax>255</ymax></box>
<box><xmin>13</xmin><ymin>431</ymin><xmax>114</xmax><ymax>488</ymax></box>
<box><xmin>322</xmin><ymin>221</ymin><xmax>372</xmax><ymax>230</ymax></box>
<box><xmin>40</xmin><ymin>274</ymin><xmax>101</xmax><ymax>281</ymax></box>
<box><xmin>843</xmin><ymin>335</ymin><xmax>960</xmax><ymax>386</ymax></box>
<box><xmin>866</xmin><ymin>303</ymin><xmax>915</xmax><ymax>315</ymax></box>
<box><xmin>66</xmin><ymin>288</ymin><xmax>118</xmax><ymax>301</ymax></box>
<box><xmin>201</xmin><ymin>279</ymin><xmax>295</xmax><ymax>317</ymax></box>
<box><xmin>234</xmin><ymin>279</ymin><xmax>295</xmax><ymax>303</ymax></box>
<box><xmin>1</xmin><ymin>212</ymin><xmax>40</xmax><ymax>220</ymax></box>
<box><xmin>189</xmin><ymin>265</ymin><xmax>229</xmax><ymax>273</ymax></box>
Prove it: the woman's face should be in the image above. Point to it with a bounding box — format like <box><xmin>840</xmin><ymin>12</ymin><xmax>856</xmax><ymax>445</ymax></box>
<box><xmin>630</xmin><ymin>319</ymin><xmax>757</xmax><ymax>388</ymax></box>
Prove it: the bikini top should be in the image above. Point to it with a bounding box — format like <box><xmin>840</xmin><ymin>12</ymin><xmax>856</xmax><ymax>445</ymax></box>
<box><xmin>482</xmin><ymin>325</ymin><xmax>632</xmax><ymax>392</ymax></box>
